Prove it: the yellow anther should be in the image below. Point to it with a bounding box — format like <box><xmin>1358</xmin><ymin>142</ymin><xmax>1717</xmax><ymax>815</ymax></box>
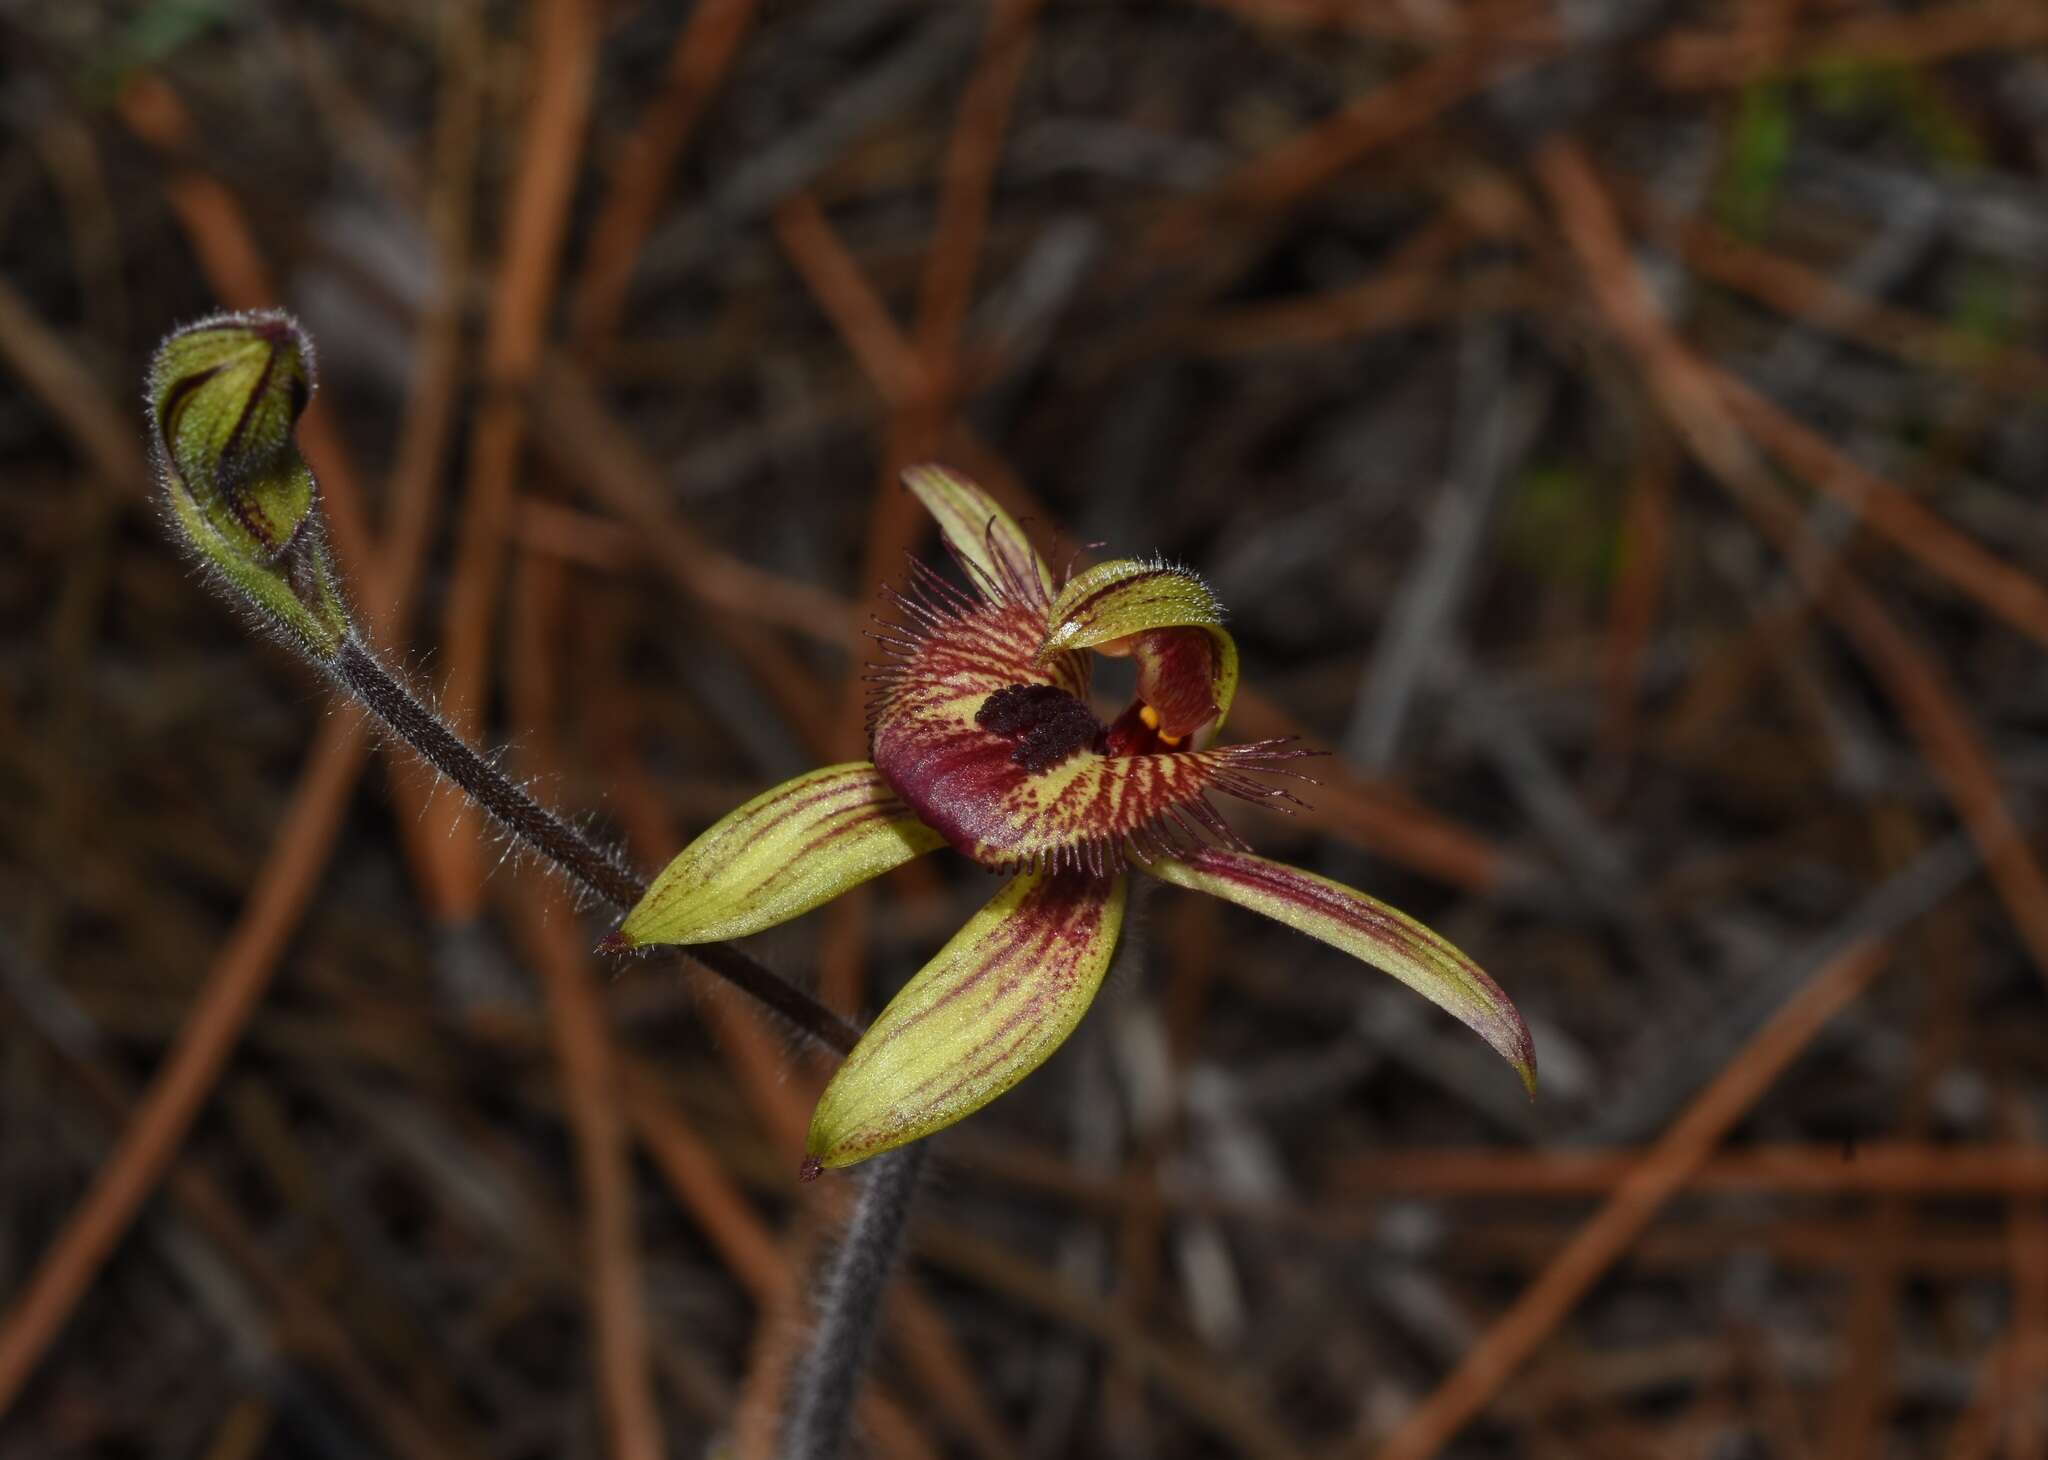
<box><xmin>1139</xmin><ymin>704</ymin><xmax>1161</xmax><ymax>731</ymax></box>
<box><xmin>1158</xmin><ymin>730</ymin><xmax>1184</xmax><ymax>747</ymax></box>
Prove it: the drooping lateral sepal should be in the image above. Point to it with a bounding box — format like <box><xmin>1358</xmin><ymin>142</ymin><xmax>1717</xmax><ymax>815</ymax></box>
<box><xmin>148</xmin><ymin>310</ymin><xmax>350</xmax><ymax>660</ymax></box>
<box><xmin>1142</xmin><ymin>848</ymin><xmax>1536</xmax><ymax>1093</ymax></box>
<box><xmin>614</xmin><ymin>763</ymin><xmax>945</xmax><ymax>947</ymax></box>
<box><xmin>806</xmin><ymin>869</ymin><xmax>1127</xmax><ymax>1168</ymax></box>
<box><xmin>1038</xmin><ymin>558</ymin><xmax>1240</xmax><ymax>739</ymax></box>
<box><xmin>902</xmin><ymin>464</ymin><xmax>1054</xmax><ymax>607</ymax></box>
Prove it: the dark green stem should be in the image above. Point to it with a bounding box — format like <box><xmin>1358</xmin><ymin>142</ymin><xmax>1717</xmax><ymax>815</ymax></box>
<box><xmin>782</xmin><ymin>1142</ymin><xmax>929</xmax><ymax>1459</ymax></box>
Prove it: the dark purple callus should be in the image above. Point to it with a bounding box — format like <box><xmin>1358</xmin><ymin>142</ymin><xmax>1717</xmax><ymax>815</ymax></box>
<box><xmin>975</xmin><ymin>683</ymin><xmax>1104</xmax><ymax>772</ymax></box>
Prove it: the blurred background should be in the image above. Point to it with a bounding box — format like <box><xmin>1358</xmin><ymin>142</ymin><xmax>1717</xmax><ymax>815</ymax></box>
<box><xmin>5</xmin><ymin>1</ymin><xmax>2048</xmax><ymax>1456</ymax></box>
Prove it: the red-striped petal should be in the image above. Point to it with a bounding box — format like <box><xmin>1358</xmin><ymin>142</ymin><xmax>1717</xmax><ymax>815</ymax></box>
<box><xmin>806</xmin><ymin>869</ymin><xmax>1127</xmax><ymax>1168</ymax></box>
<box><xmin>1142</xmin><ymin>847</ymin><xmax>1536</xmax><ymax>1092</ymax></box>
<box><xmin>614</xmin><ymin>763</ymin><xmax>944</xmax><ymax>946</ymax></box>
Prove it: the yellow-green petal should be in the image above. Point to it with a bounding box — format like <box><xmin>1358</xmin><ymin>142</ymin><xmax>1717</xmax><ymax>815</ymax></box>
<box><xmin>1037</xmin><ymin>558</ymin><xmax>1240</xmax><ymax>738</ymax></box>
<box><xmin>1142</xmin><ymin>848</ymin><xmax>1536</xmax><ymax>1094</ymax></box>
<box><xmin>1040</xmin><ymin>558</ymin><xmax>1225</xmax><ymax>653</ymax></box>
<box><xmin>615</xmin><ymin>763</ymin><xmax>944</xmax><ymax>947</ymax></box>
<box><xmin>807</xmin><ymin>869</ymin><xmax>1127</xmax><ymax>1168</ymax></box>
<box><xmin>902</xmin><ymin>464</ymin><xmax>1054</xmax><ymax>607</ymax></box>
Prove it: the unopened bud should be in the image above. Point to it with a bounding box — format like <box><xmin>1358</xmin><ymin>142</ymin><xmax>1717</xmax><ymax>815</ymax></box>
<box><xmin>148</xmin><ymin>310</ymin><xmax>351</xmax><ymax>660</ymax></box>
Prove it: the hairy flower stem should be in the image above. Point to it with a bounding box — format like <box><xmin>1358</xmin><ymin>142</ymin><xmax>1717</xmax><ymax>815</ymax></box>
<box><xmin>330</xmin><ymin>638</ymin><xmax>861</xmax><ymax>1054</ymax></box>
<box><xmin>781</xmin><ymin>1142</ymin><xmax>928</xmax><ymax>1460</ymax></box>
<box><xmin>337</xmin><ymin>628</ymin><xmax>924</xmax><ymax>1452</ymax></box>
<box><xmin>335</xmin><ymin>639</ymin><xmax>643</xmax><ymax>908</ymax></box>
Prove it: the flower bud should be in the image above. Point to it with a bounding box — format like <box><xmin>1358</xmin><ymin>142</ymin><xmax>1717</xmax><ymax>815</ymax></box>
<box><xmin>148</xmin><ymin>310</ymin><xmax>351</xmax><ymax>660</ymax></box>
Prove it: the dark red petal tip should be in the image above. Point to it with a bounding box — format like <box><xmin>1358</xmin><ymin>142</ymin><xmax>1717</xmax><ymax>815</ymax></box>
<box><xmin>595</xmin><ymin>930</ymin><xmax>636</xmax><ymax>957</ymax></box>
<box><xmin>798</xmin><ymin>1154</ymin><xmax>825</xmax><ymax>1183</ymax></box>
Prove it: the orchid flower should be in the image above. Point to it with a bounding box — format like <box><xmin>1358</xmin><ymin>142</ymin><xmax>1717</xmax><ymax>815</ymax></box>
<box><xmin>609</xmin><ymin>469</ymin><xmax>1534</xmax><ymax>1173</ymax></box>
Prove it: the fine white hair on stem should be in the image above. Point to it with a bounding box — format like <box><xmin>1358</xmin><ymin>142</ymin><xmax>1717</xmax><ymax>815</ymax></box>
<box><xmin>781</xmin><ymin>1142</ymin><xmax>928</xmax><ymax>1460</ymax></box>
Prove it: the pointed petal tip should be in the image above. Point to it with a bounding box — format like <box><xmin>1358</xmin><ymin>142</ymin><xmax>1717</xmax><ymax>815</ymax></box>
<box><xmin>1475</xmin><ymin>1000</ymin><xmax>1538</xmax><ymax>1098</ymax></box>
<box><xmin>1511</xmin><ymin>1040</ymin><xmax>1539</xmax><ymax>1099</ymax></box>
<box><xmin>1492</xmin><ymin>1006</ymin><xmax>1538</xmax><ymax>1098</ymax></box>
<box><xmin>595</xmin><ymin>930</ymin><xmax>637</xmax><ymax>957</ymax></box>
<box><xmin>1465</xmin><ymin>1010</ymin><xmax>1540</xmax><ymax>1100</ymax></box>
<box><xmin>798</xmin><ymin>1153</ymin><xmax>825</xmax><ymax>1183</ymax></box>
<box><xmin>1144</xmin><ymin>848</ymin><xmax>1538</xmax><ymax>1095</ymax></box>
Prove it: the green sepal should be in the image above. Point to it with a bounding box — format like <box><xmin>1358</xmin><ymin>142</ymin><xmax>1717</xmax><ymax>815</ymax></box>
<box><xmin>615</xmin><ymin>763</ymin><xmax>945</xmax><ymax>947</ymax></box>
<box><xmin>806</xmin><ymin>869</ymin><xmax>1127</xmax><ymax>1168</ymax></box>
<box><xmin>902</xmin><ymin>464</ymin><xmax>1055</xmax><ymax>606</ymax></box>
<box><xmin>1143</xmin><ymin>848</ymin><xmax>1536</xmax><ymax>1095</ymax></box>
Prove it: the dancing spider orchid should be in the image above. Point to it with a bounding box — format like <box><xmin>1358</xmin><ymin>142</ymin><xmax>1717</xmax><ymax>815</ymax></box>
<box><xmin>607</xmin><ymin>469</ymin><xmax>1535</xmax><ymax>1173</ymax></box>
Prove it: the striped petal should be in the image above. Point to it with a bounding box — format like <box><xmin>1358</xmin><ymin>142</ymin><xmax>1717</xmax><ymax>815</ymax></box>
<box><xmin>1040</xmin><ymin>558</ymin><xmax>1225</xmax><ymax>655</ymax></box>
<box><xmin>1038</xmin><ymin>558</ymin><xmax>1240</xmax><ymax>740</ymax></box>
<box><xmin>1142</xmin><ymin>848</ymin><xmax>1536</xmax><ymax>1093</ymax></box>
<box><xmin>903</xmin><ymin>464</ymin><xmax>1054</xmax><ymax>608</ymax></box>
<box><xmin>870</xmin><ymin>586</ymin><xmax>1306</xmax><ymax>871</ymax></box>
<box><xmin>613</xmin><ymin>763</ymin><xmax>945</xmax><ymax>947</ymax></box>
<box><xmin>806</xmin><ymin>869</ymin><xmax>1127</xmax><ymax>1168</ymax></box>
